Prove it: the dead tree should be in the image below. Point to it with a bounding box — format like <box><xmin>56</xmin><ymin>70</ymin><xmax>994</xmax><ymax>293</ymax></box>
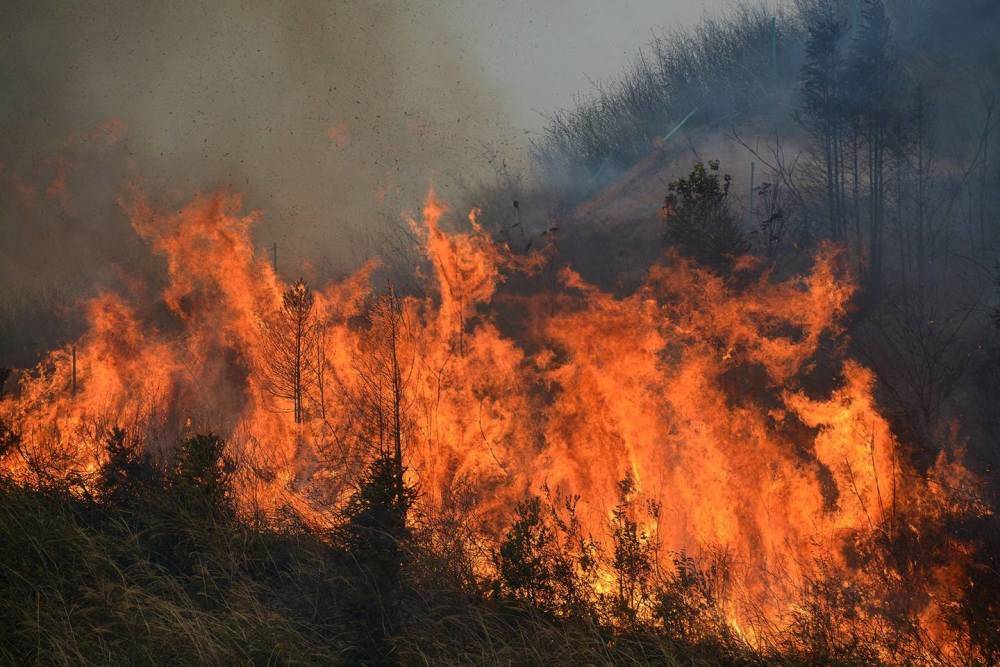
<box><xmin>848</xmin><ymin>0</ymin><xmax>897</xmax><ymax>300</ymax></box>
<box><xmin>798</xmin><ymin>1</ymin><xmax>848</xmax><ymax>241</ymax></box>
<box><xmin>259</xmin><ymin>279</ymin><xmax>317</xmax><ymax>424</ymax></box>
<box><xmin>352</xmin><ymin>284</ymin><xmax>408</xmax><ymax>503</ymax></box>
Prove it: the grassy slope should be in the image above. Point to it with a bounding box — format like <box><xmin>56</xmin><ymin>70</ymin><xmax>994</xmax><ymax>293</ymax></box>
<box><xmin>0</xmin><ymin>481</ymin><xmax>748</xmax><ymax>666</ymax></box>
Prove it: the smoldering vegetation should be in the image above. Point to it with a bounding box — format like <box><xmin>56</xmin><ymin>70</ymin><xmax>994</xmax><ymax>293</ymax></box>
<box><xmin>2</xmin><ymin>0</ymin><xmax>1000</xmax><ymax>665</ymax></box>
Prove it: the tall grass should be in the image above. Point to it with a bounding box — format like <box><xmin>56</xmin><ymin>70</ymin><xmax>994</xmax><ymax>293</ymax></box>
<box><xmin>0</xmin><ymin>474</ymin><xmax>752</xmax><ymax>666</ymax></box>
<box><xmin>0</xmin><ymin>481</ymin><xmax>349</xmax><ymax>665</ymax></box>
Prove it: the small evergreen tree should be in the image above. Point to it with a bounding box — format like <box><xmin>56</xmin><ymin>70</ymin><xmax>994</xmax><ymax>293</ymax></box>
<box><xmin>339</xmin><ymin>452</ymin><xmax>415</xmax><ymax>578</ymax></box>
<box><xmin>98</xmin><ymin>427</ymin><xmax>156</xmax><ymax>509</ymax></box>
<box><xmin>337</xmin><ymin>451</ymin><xmax>415</xmax><ymax>663</ymax></box>
<box><xmin>171</xmin><ymin>433</ymin><xmax>233</xmax><ymax>517</ymax></box>
<box><xmin>493</xmin><ymin>495</ymin><xmax>555</xmax><ymax>609</ymax></box>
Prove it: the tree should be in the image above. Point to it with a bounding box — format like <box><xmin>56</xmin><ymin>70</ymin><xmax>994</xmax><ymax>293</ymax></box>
<box><xmin>334</xmin><ymin>286</ymin><xmax>416</xmax><ymax>661</ymax></box>
<box><xmin>337</xmin><ymin>451</ymin><xmax>416</xmax><ymax>664</ymax></box>
<box><xmin>98</xmin><ymin>427</ymin><xmax>157</xmax><ymax>509</ymax></box>
<box><xmin>354</xmin><ymin>286</ymin><xmax>407</xmax><ymax>503</ymax></box>
<box><xmin>798</xmin><ymin>1</ymin><xmax>848</xmax><ymax>241</ymax></box>
<box><xmin>493</xmin><ymin>495</ymin><xmax>555</xmax><ymax>609</ymax></box>
<box><xmin>908</xmin><ymin>85</ymin><xmax>932</xmax><ymax>295</ymax></box>
<box><xmin>338</xmin><ymin>451</ymin><xmax>415</xmax><ymax>579</ymax></box>
<box><xmin>260</xmin><ymin>279</ymin><xmax>318</xmax><ymax>424</ymax></box>
<box><xmin>660</xmin><ymin>160</ymin><xmax>748</xmax><ymax>269</ymax></box>
<box><xmin>172</xmin><ymin>433</ymin><xmax>233</xmax><ymax>516</ymax></box>
<box><xmin>847</xmin><ymin>0</ymin><xmax>897</xmax><ymax>299</ymax></box>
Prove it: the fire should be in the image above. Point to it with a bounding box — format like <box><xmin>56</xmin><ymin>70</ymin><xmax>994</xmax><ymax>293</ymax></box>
<box><xmin>0</xmin><ymin>187</ymin><xmax>989</xmax><ymax>660</ymax></box>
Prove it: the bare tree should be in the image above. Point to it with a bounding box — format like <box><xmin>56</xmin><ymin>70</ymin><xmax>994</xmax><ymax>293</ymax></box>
<box><xmin>797</xmin><ymin>0</ymin><xmax>848</xmax><ymax>241</ymax></box>
<box><xmin>259</xmin><ymin>279</ymin><xmax>317</xmax><ymax>424</ymax></box>
<box><xmin>351</xmin><ymin>284</ymin><xmax>409</xmax><ymax>502</ymax></box>
<box><xmin>847</xmin><ymin>0</ymin><xmax>897</xmax><ymax>300</ymax></box>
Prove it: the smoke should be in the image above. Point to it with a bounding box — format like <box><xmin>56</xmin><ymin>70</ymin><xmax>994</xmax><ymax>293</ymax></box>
<box><xmin>0</xmin><ymin>0</ymin><xmax>522</xmax><ymax>299</ymax></box>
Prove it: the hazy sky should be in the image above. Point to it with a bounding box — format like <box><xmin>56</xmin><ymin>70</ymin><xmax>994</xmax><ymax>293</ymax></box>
<box><xmin>1</xmin><ymin>0</ymin><xmax>727</xmax><ymax>286</ymax></box>
<box><xmin>443</xmin><ymin>1</ymin><xmax>727</xmax><ymax>133</ymax></box>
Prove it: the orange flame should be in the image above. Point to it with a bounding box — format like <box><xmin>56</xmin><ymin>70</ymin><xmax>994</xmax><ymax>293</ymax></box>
<box><xmin>0</xmin><ymin>188</ymin><xmax>989</xmax><ymax>660</ymax></box>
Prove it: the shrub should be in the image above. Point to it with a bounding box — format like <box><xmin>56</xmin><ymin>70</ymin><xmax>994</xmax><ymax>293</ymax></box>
<box><xmin>661</xmin><ymin>160</ymin><xmax>749</xmax><ymax>268</ymax></box>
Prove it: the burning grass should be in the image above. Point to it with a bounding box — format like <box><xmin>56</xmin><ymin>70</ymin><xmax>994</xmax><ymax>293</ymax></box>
<box><xmin>1</xmin><ymin>188</ymin><xmax>997</xmax><ymax>665</ymax></box>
